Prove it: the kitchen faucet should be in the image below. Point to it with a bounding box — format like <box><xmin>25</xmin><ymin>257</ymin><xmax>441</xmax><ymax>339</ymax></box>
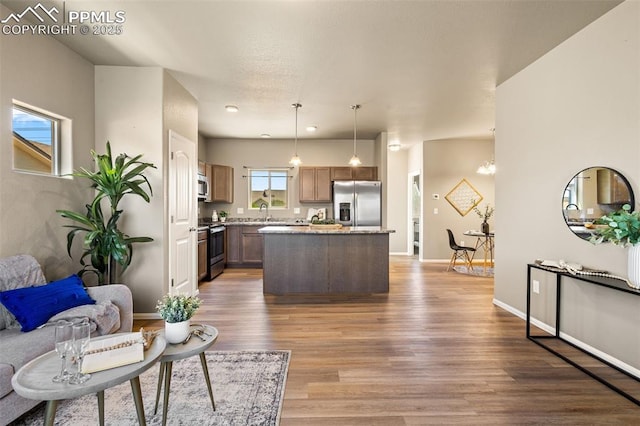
<box><xmin>564</xmin><ymin>203</ymin><xmax>580</xmax><ymax>221</ymax></box>
<box><xmin>259</xmin><ymin>202</ymin><xmax>270</xmax><ymax>220</ymax></box>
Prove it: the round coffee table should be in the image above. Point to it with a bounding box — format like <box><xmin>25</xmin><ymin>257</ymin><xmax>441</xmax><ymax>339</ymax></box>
<box><xmin>11</xmin><ymin>333</ymin><xmax>166</xmax><ymax>426</ymax></box>
<box><xmin>153</xmin><ymin>324</ymin><xmax>218</xmax><ymax>426</ymax></box>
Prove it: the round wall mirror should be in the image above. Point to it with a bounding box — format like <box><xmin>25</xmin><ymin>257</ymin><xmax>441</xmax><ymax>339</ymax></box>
<box><xmin>563</xmin><ymin>167</ymin><xmax>634</xmax><ymax>240</ymax></box>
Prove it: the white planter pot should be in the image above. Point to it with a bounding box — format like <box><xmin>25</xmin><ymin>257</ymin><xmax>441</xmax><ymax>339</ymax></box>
<box><xmin>627</xmin><ymin>245</ymin><xmax>640</xmax><ymax>290</ymax></box>
<box><xmin>165</xmin><ymin>320</ymin><xmax>191</xmax><ymax>344</ymax></box>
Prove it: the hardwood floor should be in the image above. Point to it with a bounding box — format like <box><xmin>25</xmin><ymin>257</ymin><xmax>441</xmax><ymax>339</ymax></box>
<box><xmin>135</xmin><ymin>256</ymin><xmax>640</xmax><ymax>424</ymax></box>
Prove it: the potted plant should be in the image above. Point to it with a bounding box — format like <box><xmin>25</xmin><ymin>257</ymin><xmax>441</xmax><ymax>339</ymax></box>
<box><xmin>57</xmin><ymin>142</ymin><xmax>156</xmax><ymax>285</ymax></box>
<box><xmin>473</xmin><ymin>203</ymin><xmax>494</xmax><ymax>234</ymax></box>
<box><xmin>590</xmin><ymin>204</ymin><xmax>640</xmax><ymax>289</ymax></box>
<box><xmin>156</xmin><ymin>294</ymin><xmax>202</xmax><ymax>344</ymax></box>
<box><xmin>219</xmin><ymin>210</ymin><xmax>228</xmax><ymax>222</ymax></box>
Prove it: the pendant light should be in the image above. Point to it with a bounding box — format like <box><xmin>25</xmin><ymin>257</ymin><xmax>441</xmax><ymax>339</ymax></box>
<box><xmin>476</xmin><ymin>128</ymin><xmax>496</xmax><ymax>175</ymax></box>
<box><xmin>349</xmin><ymin>104</ymin><xmax>362</xmax><ymax>166</ymax></box>
<box><xmin>289</xmin><ymin>103</ymin><xmax>302</xmax><ymax>166</ymax></box>
<box><xmin>476</xmin><ymin>160</ymin><xmax>496</xmax><ymax>175</ymax></box>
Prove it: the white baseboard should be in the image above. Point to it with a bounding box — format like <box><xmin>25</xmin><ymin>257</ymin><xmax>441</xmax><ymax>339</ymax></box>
<box><xmin>559</xmin><ymin>332</ymin><xmax>640</xmax><ymax>378</ymax></box>
<box><xmin>493</xmin><ymin>298</ymin><xmax>640</xmax><ymax>377</ymax></box>
<box><xmin>133</xmin><ymin>313</ymin><xmax>161</xmax><ymax>320</ymax></box>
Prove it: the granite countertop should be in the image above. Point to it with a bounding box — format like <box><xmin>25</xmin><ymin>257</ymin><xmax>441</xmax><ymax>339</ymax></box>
<box><xmin>258</xmin><ymin>226</ymin><xmax>395</xmax><ymax>234</ymax></box>
<box><xmin>222</xmin><ymin>219</ymin><xmax>308</xmax><ymax>226</ymax></box>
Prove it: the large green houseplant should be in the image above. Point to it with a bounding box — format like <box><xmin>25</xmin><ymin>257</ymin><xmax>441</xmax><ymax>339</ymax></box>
<box><xmin>589</xmin><ymin>204</ymin><xmax>640</xmax><ymax>246</ymax></box>
<box><xmin>57</xmin><ymin>142</ymin><xmax>156</xmax><ymax>285</ymax></box>
<box><xmin>590</xmin><ymin>203</ymin><xmax>640</xmax><ymax>289</ymax></box>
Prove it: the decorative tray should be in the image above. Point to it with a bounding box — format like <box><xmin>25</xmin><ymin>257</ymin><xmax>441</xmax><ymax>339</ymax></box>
<box><xmin>309</xmin><ymin>223</ymin><xmax>343</xmax><ymax>229</ymax></box>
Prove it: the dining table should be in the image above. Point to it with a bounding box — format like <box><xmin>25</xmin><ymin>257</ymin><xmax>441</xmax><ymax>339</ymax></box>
<box><xmin>463</xmin><ymin>230</ymin><xmax>495</xmax><ymax>275</ymax></box>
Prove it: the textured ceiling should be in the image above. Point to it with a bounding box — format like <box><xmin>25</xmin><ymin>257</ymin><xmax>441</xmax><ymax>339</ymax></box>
<box><xmin>3</xmin><ymin>0</ymin><xmax>623</xmax><ymax>147</ymax></box>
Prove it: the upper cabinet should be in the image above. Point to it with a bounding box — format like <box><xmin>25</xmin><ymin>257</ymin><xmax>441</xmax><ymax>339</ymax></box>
<box><xmin>596</xmin><ymin>168</ymin><xmax>631</xmax><ymax>205</ymax></box>
<box><xmin>299</xmin><ymin>166</ymin><xmax>378</xmax><ymax>203</ymax></box>
<box><xmin>299</xmin><ymin>167</ymin><xmax>332</xmax><ymax>203</ymax></box>
<box><xmin>331</xmin><ymin>166</ymin><xmax>377</xmax><ymax>181</ymax></box>
<box><xmin>205</xmin><ymin>163</ymin><xmax>234</xmax><ymax>203</ymax></box>
<box><xmin>197</xmin><ymin>161</ymin><xmax>207</xmax><ymax>176</ymax></box>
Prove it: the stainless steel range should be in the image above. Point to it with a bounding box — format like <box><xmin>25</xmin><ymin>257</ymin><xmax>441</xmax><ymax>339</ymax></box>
<box><xmin>208</xmin><ymin>224</ymin><xmax>225</xmax><ymax>280</ymax></box>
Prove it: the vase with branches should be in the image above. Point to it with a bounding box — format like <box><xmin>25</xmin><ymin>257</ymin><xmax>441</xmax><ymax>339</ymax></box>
<box><xmin>57</xmin><ymin>142</ymin><xmax>156</xmax><ymax>285</ymax></box>
<box><xmin>473</xmin><ymin>203</ymin><xmax>494</xmax><ymax>234</ymax></box>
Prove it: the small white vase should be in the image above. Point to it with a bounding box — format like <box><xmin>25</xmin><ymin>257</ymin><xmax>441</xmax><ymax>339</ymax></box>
<box><xmin>628</xmin><ymin>245</ymin><xmax>640</xmax><ymax>289</ymax></box>
<box><xmin>165</xmin><ymin>320</ymin><xmax>191</xmax><ymax>344</ymax></box>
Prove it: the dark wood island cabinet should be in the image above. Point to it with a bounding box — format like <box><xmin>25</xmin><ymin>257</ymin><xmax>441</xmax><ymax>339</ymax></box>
<box><xmin>259</xmin><ymin>226</ymin><xmax>394</xmax><ymax>295</ymax></box>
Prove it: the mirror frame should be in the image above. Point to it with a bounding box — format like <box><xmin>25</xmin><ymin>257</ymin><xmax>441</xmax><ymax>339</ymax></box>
<box><xmin>562</xmin><ymin>167</ymin><xmax>635</xmax><ymax>241</ymax></box>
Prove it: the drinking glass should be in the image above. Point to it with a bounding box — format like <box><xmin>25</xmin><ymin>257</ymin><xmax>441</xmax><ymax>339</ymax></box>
<box><xmin>69</xmin><ymin>321</ymin><xmax>91</xmax><ymax>384</ymax></box>
<box><xmin>51</xmin><ymin>321</ymin><xmax>72</xmax><ymax>383</ymax></box>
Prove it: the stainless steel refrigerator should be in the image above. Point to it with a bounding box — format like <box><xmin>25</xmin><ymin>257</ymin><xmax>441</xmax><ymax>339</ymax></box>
<box><xmin>333</xmin><ymin>180</ymin><xmax>382</xmax><ymax>226</ymax></box>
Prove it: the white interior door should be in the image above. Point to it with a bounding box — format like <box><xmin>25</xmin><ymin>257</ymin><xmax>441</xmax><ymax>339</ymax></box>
<box><xmin>169</xmin><ymin>130</ymin><xmax>197</xmax><ymax>296</ymax></box>
<box><xmin>409</xmin><ymin>171</ymin><xmax>421</xmax><ymax>258</ymax></box>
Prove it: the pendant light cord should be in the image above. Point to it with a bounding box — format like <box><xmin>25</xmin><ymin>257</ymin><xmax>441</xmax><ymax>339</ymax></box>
<box><xmin>289</xmin><ymin>103</ymin><xmax>302</xmax><ymax>166</ymax></box>
<box><xmin>293</xmin><ymin>103</ymin><xmax>301</xmax><ymax>155</ymax></box>
<box><xmin>352</xmin><ymin>104</ymin><xmax>360</xmax><ymax>154</ymax></box>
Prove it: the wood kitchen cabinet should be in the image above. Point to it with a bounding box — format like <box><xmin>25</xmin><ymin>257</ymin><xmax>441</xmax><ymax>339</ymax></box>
<box><xmin>197</xmin><ymin>228</ymin><xmax>208</xmax><ymax>281</ymax></box>
<box><xmin>226</xmin><ymin>225</ymin><xmax>241</xmax><ymax>265</ymax></box>
<box><xmin>597</xmin><ymin>168</ymin><xmax>630</xmax><ymax>205</ymax></box>
<box><xmin>241</xmin><ymin>226</ymin><xmax>264</xmax><ymax>266</ymax></box>
<box><xmin>205</xmin><ymin>164</ymin><xmax>234</xmax><ymax>203</ymax></box>
<box><xmin>197</xmin><ymin>161</ymin><xmax>207</xmax><ymax>176</ymax></box>
<box><xmin>225</xmin><ymin>225</ymin><xmax>263</xmax><ymax>267</ymax></box>
<box><xmin>299</xmin><ymin>167</ymin><xmax>332</xmax><ymax>202</ymax></box>
<box><xmin>330</xmin><ymin>166</ymin><xmax>377</xmax><ymax>181</ymax></box>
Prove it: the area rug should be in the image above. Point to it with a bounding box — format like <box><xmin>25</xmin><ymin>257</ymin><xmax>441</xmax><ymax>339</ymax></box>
<box><xmin>453</xmin><ymin>265</ymin><xmax>494</xmax><ymax>277</ymax></box>
<box><xmin>13</xmin><ymin>350</ymin><xmax>290</xmax><ymax>426</ymax></box>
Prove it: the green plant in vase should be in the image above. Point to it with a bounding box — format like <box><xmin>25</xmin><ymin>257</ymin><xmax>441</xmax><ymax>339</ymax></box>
<box><xmin>156</xmin><ymin>294</ymin><xmax>202</xmax><ymax>323</ymax></box>
<box><xmin>590</xmin><ymin>204</ymin><xmax>640</xmax><ymax>290</ymax></box>
<box><xmin>57</xmin><ymin>142</ymin><xmax>156</xmax><ymax>285</ymax></box>
<box><xmin>589</xmin><ymin>204</ymin><xmax>640</xmax><ymax>246</ymax></box>
<box><xmin>473</xmin><ymin>202</ymin><xmax>494</xmax><ymax>234</ymax></box>
<box><xmin>156</xmin><ymin>293</ymin><xmax>202</xmax><ymax>344</ymax></box>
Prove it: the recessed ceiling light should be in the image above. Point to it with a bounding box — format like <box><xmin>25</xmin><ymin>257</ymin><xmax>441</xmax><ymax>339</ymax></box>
<box><xmin>261</xmin><ymin>134</ymin><xmax>271</xmax><ymax>138</ymax></box>
<box><xmin>225</xmin><ymin>105</ymin><xmax>239</xmax><ymax>112</ymax></box>
<box><xmin>388</xmin><ymin>140</ymin><xmax>401</xmax><ymax>151</ymax></box>
<box><xmin>306</xmin><ymin>126</ymin><xmax>317</xmax><ymax>132</ymax></box>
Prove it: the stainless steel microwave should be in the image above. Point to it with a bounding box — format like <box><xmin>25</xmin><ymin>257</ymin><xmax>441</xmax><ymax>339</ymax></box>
<box><xmin>197</xmin><ymin>174</ymin><xmax>209</xmax><ymax>200</ymax></box>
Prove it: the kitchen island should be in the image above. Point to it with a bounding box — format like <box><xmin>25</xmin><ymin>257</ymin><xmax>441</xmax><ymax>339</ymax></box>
<box><xmin>259</xmin><ymin>226</ymin><xmax>394</xmax><ymax>295</ymax></box>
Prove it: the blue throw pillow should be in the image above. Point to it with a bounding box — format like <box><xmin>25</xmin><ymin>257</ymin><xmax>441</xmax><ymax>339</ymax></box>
<box><xmin>0</xmin><ymin>274</ymin><xmax>95</xmax><ymax>332</ymax></box>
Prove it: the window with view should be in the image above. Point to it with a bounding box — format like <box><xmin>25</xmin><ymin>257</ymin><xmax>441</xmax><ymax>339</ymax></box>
<box><xmin>12</xmin><ymin>102</ymin><xmax>67</xmax><ymax>176</ymax></box>
<box><xmin>248</xmin><ymin>169</ymin><xmax>289</xmax><ymax>210</ymax></box>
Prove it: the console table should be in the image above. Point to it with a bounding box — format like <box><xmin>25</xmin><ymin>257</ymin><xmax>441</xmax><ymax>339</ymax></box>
<box><xmin>526</xmin><ymin>263</ymin><xmax>640</xmax><ymax>406</ymax></box>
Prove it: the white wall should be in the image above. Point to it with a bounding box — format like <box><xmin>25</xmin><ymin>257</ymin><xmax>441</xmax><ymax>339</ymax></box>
<box><xmin>387</xmin><ymin>148</ymin><xmax>409</xmax><ymax>254</ymax></box>
<box><xmin>423</xmin><ymin>138</ymin><xmax>495</xmax><ymax>260</ymax></box>
<box><xmin>95</xmin><ymin>67</ymin><xmax>198</xmax><ymax>313</ymax></box>
<box><xmin>0</xmin><ymin>4</ymin><xmax>95</xmax><ymax>279</ymax></box>
<box><xmin>496</xmin><ymin>1</ymin><xmax>639</xmax><ymax>370</ymax></box>
<box><xmin>95</xmin><ymin>67</ymin><xmax>164</xmax><ymax>313</ymax></box>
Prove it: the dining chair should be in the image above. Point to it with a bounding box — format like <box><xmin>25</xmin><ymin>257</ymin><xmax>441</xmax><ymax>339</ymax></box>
<box><xmin>446</xmin><ymin>229</ymin><xmax>476</xmax><ymax>271</ymax></box>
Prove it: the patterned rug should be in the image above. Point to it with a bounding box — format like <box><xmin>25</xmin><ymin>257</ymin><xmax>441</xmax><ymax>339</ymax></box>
<box><xmin>453</xmin><ymin>265</ymin><xmax>494</xmax><ymax>277</ymax></box>
<box><xmin>13</xmin><ymin>350</ymin><xmax>290</xmax><ymax>426</ymax></box>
